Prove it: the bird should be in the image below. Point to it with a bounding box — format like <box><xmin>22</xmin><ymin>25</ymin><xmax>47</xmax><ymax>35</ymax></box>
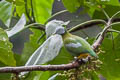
<box><xmin>54</xmin><ymin>26</ymin><xmax>98</xmax><ymax>60</ymax></box>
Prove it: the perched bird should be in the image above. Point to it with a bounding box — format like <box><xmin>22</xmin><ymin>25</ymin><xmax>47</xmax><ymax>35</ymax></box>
<box><xmin>55</xmin><ymin>26</ymin><xmax>98</xmax><ymax>59</ymax></box>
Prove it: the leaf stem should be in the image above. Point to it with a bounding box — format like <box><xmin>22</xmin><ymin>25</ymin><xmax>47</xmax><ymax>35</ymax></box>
<box><xmin>45</xmin><ymin>10</ymin><xmax>68</xmax><ymax>24</ymax></box>
<box><xmin>111</xmin><ymin>10</ymin><xmax>120</xmax><ymax>20</ymax></box>
<box><xmin>68</xmin><ymin>19</ymin><xmax>107</xmax><ymax>32</ymax></box>
<box><xmin>30</xmin><ymin>0</ymin><xmax>36</xmax><ymax>22</ymax></box>
<box><xmin>24</xmin><ymin>0</ymin><xmax>32</xmax><ymax>23</ymax></box>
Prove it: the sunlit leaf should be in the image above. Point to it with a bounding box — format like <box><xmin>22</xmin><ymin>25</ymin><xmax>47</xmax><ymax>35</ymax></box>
<box><xmin>0</xmin><ymin>1</ymin><xmax>12</xmax><ymax>26</ymax></box>
<box><xmin>0</xmin><ymin>48</ymin><xmax>16</xmax><ymax>66</ymax></box>
<box><xmin>62</xmin><ymin>0</ymin><xmax>83</xmax><ymax>12</ymax></box>
<box><xmin>0</xmin><ymin>28</ymin><xmax>16</xmax><ymax>66</ymax></box>
<box><xmin>33</xmin><ymin>0</ymin><xmax>54</xmax><ymax>24</ymax></box>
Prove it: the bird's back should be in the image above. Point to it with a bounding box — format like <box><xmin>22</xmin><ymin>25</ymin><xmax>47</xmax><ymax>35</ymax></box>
<box><xmin>62</xmin><ymin>32</ymin><xmax>97</xmax><ymax>57</ymax></box>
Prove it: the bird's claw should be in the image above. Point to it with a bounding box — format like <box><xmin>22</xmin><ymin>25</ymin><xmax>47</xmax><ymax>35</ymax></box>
<box><xmin>81</xmin><ymin>58</ymin><xmax>88</xmax><ymax>63</ymax></box>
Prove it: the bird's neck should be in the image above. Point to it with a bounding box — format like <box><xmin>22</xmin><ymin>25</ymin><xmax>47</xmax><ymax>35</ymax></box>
<box><xmin>62</xmin><ymin>31</ymin><xmax>72</xmax><ymax>39</ymax></box>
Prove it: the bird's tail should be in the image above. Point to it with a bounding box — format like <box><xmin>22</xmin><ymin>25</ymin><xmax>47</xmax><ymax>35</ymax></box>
<box><xmin>90</xmin><ymin>50</ymin><xmax>98</xmax><ymax>58</ymax></box>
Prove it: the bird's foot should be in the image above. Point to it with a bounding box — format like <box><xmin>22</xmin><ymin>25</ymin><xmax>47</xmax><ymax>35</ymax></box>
<box><xmin>81</xmin><ymin>56</ymin><xmax>91</xmax><ymax>63</ymax></box>
<box><xmin>74</xmin><ymin>56</ymin><xmax>90</xmax><ymax>63</ymax></box>
<box><xmin>74</xmin><ymin>57</ymin><xmax>78</xmax><ymax>60</ymax></box>
<box><xmin>81</xmin><ymin>58</ymin><xmax>88</xmax><ymax>63</ymax></box>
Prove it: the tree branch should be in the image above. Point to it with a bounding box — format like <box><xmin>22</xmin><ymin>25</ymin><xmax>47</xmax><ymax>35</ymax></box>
<box><xmin>92</xmin><ymin>19</ymin><xmax>112</xmax><ymax>50</ymax></box>
<box><xmin>0</xmin><ymin>60</ymin><xmax>83</xmax><ymax>73</ymax></box>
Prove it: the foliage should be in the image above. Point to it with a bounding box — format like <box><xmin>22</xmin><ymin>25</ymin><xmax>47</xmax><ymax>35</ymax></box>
<box><xmin>0</xmin><ymin>0</ymin><xmax>120</xmax><ymax>80</ymax></box>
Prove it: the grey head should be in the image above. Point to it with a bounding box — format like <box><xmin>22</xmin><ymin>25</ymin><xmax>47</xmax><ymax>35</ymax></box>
<box><xmin>45</xmin><ymin>20</ymin><xmax>69</xmax><ymax>38</ymax></box>
<box><xmin>54</xmin><ymin>27</ymin><xmax>65</xmax><ymax>35</ymax></box>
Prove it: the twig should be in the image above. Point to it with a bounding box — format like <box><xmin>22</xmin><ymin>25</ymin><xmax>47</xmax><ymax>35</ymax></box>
<box><xmin>0</xmin><ymin>60</ymin><xmax>83</xmax><ymax>73</ymax></box>
<box><xmin>68</xmin><ymin>19</ymin><xmax>107</xmax><ymax>32</ymax></box>
<box><xmin>44</xmin><ymin>10</ymin><xmax>68</xmax><ymax>24</ymax></box>
<box><xmin>24</xmin><ymin>0</ymin><xmax>32</xmax><ymax>23</ymax></box>
<box><xmin>92</xmin><ymin>19</ymin><xmax>112</xmax><ymax>50</ymax></box>
<box><xmin>30</xmin><ymin>0</ymin><xmax>35</xmax><ymax>22</ymax></box>
<box><xmin>68</xmin><ymin>18</ymin><xmax>120</xmax><ymax>32</ymax></box>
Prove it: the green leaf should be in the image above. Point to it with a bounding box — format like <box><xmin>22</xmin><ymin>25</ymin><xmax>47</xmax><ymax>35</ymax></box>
<box><xmin>0</xmin><ymin>40</ymin><xmax>13</xmax><ymax>51</ymax></box>
<box><xmin>100</xmin><ymin>0</ymin><xmax>120</xmax><ymax>6</ymax></box>
<box><xmin>0</xmin><ymin>48</ymin><xmax>16</xmax><ymax>66</ymax></box>
<box><xmin>0</xmin><ymin>28</ymin><xmax>9</xmax><ymax>41</ymax></box>
<box><xmin>62</xmin><ymin>0</ymin><xmax>82</xmax><ymax>12</ymax></box>
<box><xmin>0</xmin><ymin>1</ymin><xmax>12</xmax><ymax>26</ymax></box>
<box><xmin>23</xmin><ymin>71</ymin><xmax>50</xmax><ymax>80</ymax></box>
<box><xmin>0</xmin><ymin>28</ymin><xmax>12</xmax><ymax>51</ymax></box>
<box><xmin>98</xmin><ymin>35</ymin><xmax>120</xmax><ymax>80</ymax></box>
<box><xmin>93</xmin><ymin>5</ymin><xmax>120</xmax><ymax>19</ymax></box>
<box><xmin>0</xmin><ymin>28</ymin><xmax>16</xmax><ymax>66</ymax></box>
<box><xmin>0</xmin><ymin>73</ymin><xmax>11</xmax><ymax>80</ymax></box>
<box><xmin>33</xmin><ymin>0</ymin><xmax>54</xmax><ymax>24</ymax></box>
<box><xmin>49</xmin><ymin>46</ymin><xmax>73</xmax><ymax>64</ymax></box>
<box><xmin>16</xmin><ymin>1</ymin><xmax>25</xmax><ymax>17</ymax></box>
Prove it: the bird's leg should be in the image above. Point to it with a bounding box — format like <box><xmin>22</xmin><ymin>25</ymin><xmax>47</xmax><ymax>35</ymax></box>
<box><xmin>76</xmin><ymin>53</ymin><xmax>89</xmax><ymax>63</ymax></box>
<box><xmin>81</xmin><ymin>57</ymin><xmax>89</xmax><ymax>63</ymax></box>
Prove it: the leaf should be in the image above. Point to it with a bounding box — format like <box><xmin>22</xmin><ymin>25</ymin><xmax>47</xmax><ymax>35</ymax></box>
<box><xmin>32</xmin><ymin>0</ymin><xmax>54</xmax><ymax>24</ymax></box>
<box><xmin>48</xmin><ymin>73</ymin><xmax>59</xmax><ymax>80</ymax></box>
<box><xmin>97</xmin><ymin>35</ymin><xmax>120</xmax><ymax>80</ymax></box>
<box><xmin>48</xmin><ymin>46</ymin><xmax>73</xmax><ymax>64</ymax></box>
<box><xmin>24</xmin><ymin>71</ymin><xmax>50</xmax><ymax>80</ymax></box>
<box><xmin>0</xmin><ymin>28</ymin><xmax>9</xmax><ymax>41</ymax></box>
<box><xmin>0</xmin><ymin>73</ymin><xmax>11</xmax><ymax>80</ymax></box>
<box><xmin>0</xmin><ymin>40</ymin><xmax>13</xmax><ymax>51</ymax></box>
<box><xmin>0</xmin><ymin>1</ymin><xmax>12</xmax><ymax>26</ymax></box>
<box><xmin>25</xmin><ymin>34</ymin><xmax>63</xmax><ymax>66</ymax></box>
<box><xmin>0</xmin><ymin>19</ymin><xmax>8</xmax><ymax>29</ymax></box>
<box><xmin>0</xmin><ymin>28</ymin><xmax>16</xmax><ymax>66</ymax></box>
<box><xmin>0</xmin><ymin>48</ymin><xmax>16</xmax><ymax>66</ymax></box>
<box><xmin>6</xmin><ymin>14</ymin><xmax>26</xmax><ymax>37</ymax></box>
<box><xmin>62</xmin><ymin>0</ymin><xmax>82</xmax><ymax>12</ymax></box>
<box><xmin>93</xmin><ymin>5</ymin><xmax>120</xmax><ymax>19</ymax></box>
<box><xmin>100</xmin><ymin>0</ymin><xmax>120</xmax><ymax>6</ymax></box>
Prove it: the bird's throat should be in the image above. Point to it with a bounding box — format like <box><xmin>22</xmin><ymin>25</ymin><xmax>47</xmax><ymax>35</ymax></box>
<box><xmin>62</xmin><ymin>32</ymin><xmax>72</xmax><ymax>40</ymax></box>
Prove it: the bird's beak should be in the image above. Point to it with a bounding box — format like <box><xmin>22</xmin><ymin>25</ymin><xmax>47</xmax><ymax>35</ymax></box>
<box><xmin>62</xmin><ymin>21</ymin><xmax>70</xmax><ymax>26</ymax></box>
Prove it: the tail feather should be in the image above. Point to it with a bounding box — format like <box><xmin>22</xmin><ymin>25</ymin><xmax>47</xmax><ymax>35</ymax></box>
<box><xmin>90</xmin><ymin>50</ymin><xmax>98</xmax><ymax>58</ymax></box>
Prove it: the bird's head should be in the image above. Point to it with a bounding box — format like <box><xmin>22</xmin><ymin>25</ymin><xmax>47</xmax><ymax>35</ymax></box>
<box><xmin>46</xmin><ymin>20</ymin><xmax>69</xmax><ymax>37</ymax></box>
<box><xmin>54</xmin><ymin>27</ymin><xmax>66</xmax><ymax>35</ymax></box>
<box><xmin>53</xmin><ymin>20</ymin><xmax>69</xmax><ymax>35</ymax></box>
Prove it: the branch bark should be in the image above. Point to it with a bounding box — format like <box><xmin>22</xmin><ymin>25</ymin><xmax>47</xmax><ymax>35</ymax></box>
<box><xmin>0</xmin><ymin>60</ymin><xmax>83</xmax><ymax>73</ymax></box>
